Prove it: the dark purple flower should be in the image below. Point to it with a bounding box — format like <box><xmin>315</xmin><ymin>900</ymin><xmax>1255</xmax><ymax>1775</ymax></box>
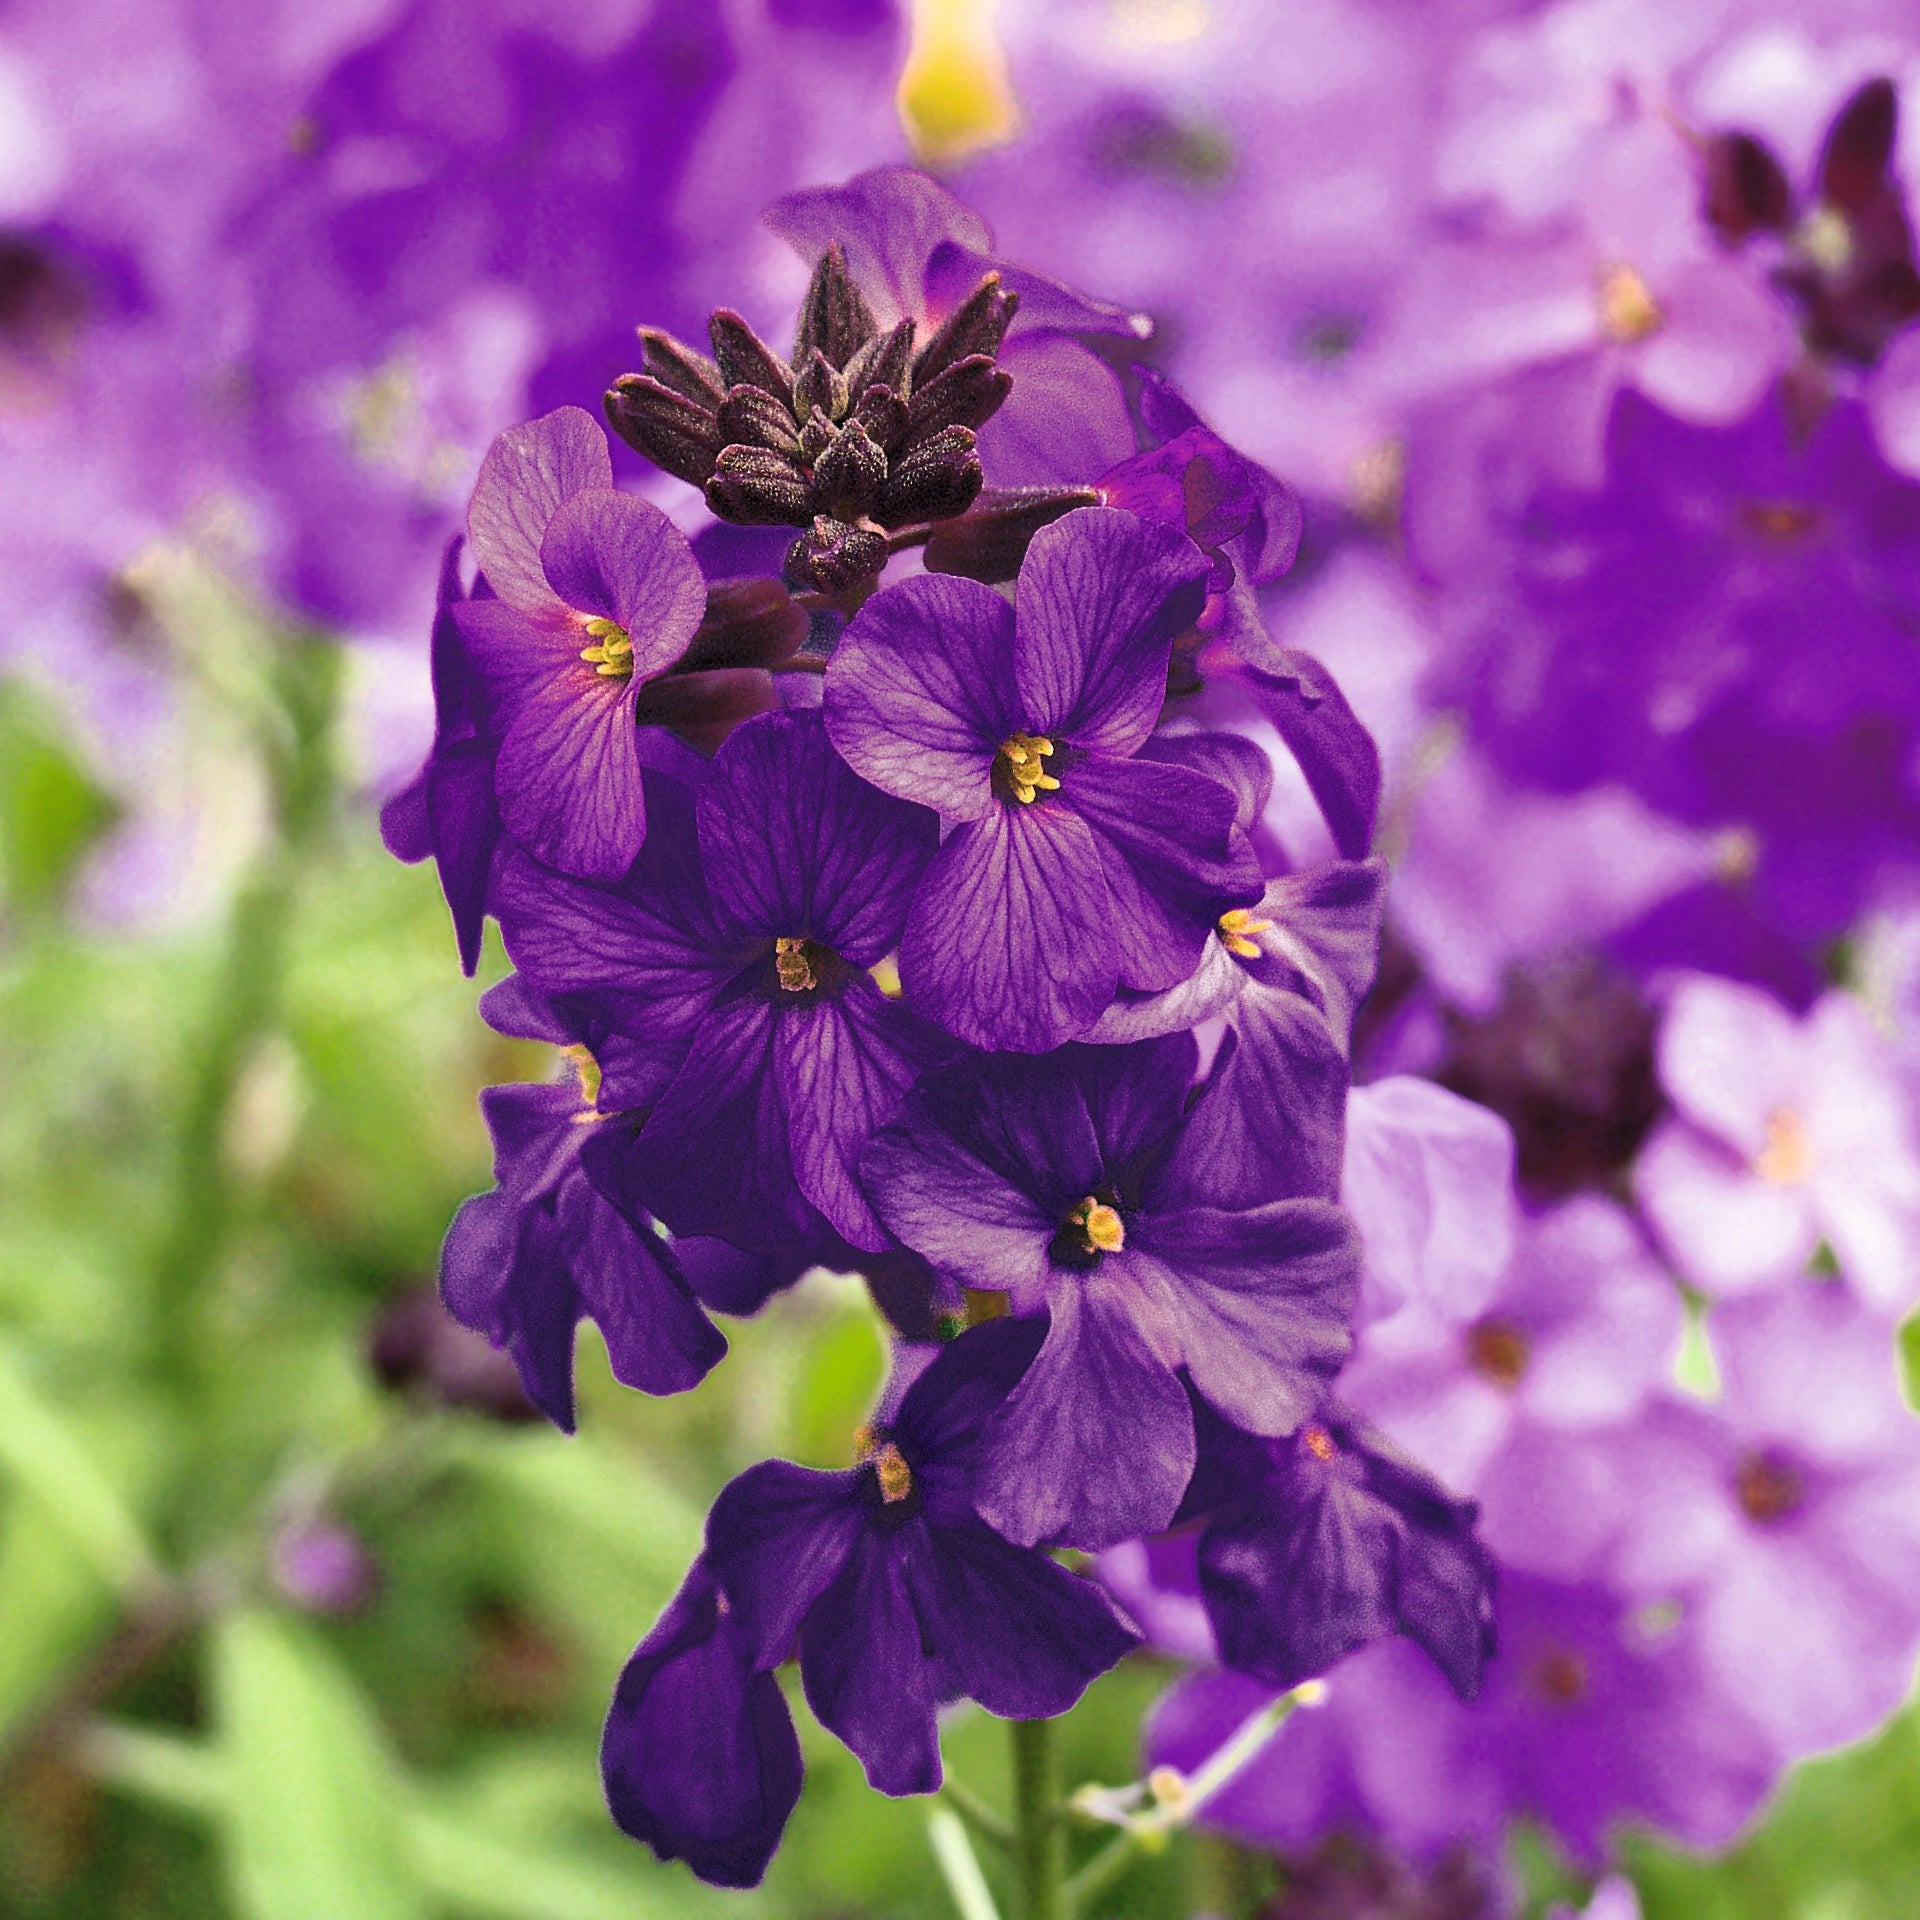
<box><xmin>440</xmin><ymin>1051</ymin><xmax>726</xmax><ymax>1432</ymax></box>
<box><xmin>602</xmin><ymin>1557</ymin><xmax>803</xmax><ymax>1889</ymax></box>
<box><xmin>494</xmin><ymin>712</ymin><xmax>947</xmax><ymax>1249</ymax></box>
<box><xmin>453</xmin><ymin>406</ymin><xmax>707</xmax><ymax>881</ymax></box>
<box><xmin>379</xmin><ymin>537</ymin><xmax>501</xmax><ymax>974</ymax></box>
<box><xmin>704</xmin><ymin>1317</ymin><xmax>1138</xmax><ymax>1795</ymax></box>
<box><xmin>1183</xmin><ymin>1398</ymin><xmax>1496</xmax><ymax>1700</ymax></box>
<box><xmin>860</xmin><ymin>1035</ymin><xmax>1358</xmax><ymax>1550</ymax></box>
<box><xmin>826</xmin><ymin>505</ymin><xmax>1263</xmax><ymax>1051</ymax></box>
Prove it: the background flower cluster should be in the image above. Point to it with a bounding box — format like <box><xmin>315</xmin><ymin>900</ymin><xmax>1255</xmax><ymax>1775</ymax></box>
<box><xmin>5</xmin><ymin>3</ymin><xmax>1920</xmax><ymax>1919</ymax></box>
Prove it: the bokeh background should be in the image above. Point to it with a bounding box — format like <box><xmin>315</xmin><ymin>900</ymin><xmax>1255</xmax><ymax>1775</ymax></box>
<box><xmin>6</xmin><ymin>0</ymin><xmax>1920</xmax><ymax>1915</ymax></box>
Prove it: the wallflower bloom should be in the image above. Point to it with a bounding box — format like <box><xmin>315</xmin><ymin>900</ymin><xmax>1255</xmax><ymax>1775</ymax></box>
<box><xmin>453</xmin><ymin>406</ymin><xmax>708</xmax><ymax>880</ymax></box>
<box><xmin>494</xmin><ymin>715</ymin><xmax>947</xmax><ymax>1250</ymax></box>
<box><xmin>701</xmin><ymin>1317</ymin><xmax>1138</xmax><ymax>1796</ymax></box>
<box><xmin>861</xmin><ymin>1035</ymin><xmax>1358</xmax><ymax>1550</ymax></box>
<box><xmin>1637</xmin><ymin>974</ymin><xmax>1920</xmax><ymax>1313</ymax></box>
<box><xmin>826</xmin><ymin>505</ymin><xmax>1263</xmax><ymax>1050</ymax></box>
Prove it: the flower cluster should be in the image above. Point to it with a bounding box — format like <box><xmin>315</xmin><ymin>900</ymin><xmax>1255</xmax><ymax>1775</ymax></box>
<box><xmin>390</xmin><ymin>166</ymin><xmax>1496</xmax><ymax>1888</ymax></box>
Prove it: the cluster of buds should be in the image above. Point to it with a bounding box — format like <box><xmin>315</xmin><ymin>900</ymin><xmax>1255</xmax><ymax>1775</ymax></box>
<box><xmin>606</xmin><ymin>246</ymin><xmax>1018</xmax><ymax>592</ymax></box>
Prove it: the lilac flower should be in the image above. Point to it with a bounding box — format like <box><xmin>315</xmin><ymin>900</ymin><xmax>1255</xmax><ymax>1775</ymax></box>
<box><xmin>703</xmin><ymin>1317</ymin><xmax>1138</xmax><ymax>1796</ymax></box>
<box><xmin>450</xmin><ymin>406</ymin><xmax>707</xmax><ymax>881</ymax></box>
<box><xmin>1182</xmin><ymin>1396</ymin><xmax>1496</xmax><ymax>1699</ymax></box>
<box><xmin>440</xmin><ymin>1052</ymin><xmax>727</xmax><ymax>1431</ymax></box>
<box><xmin>860</xmin><ymin>1035</ymin><xmax>1358</xmax><ymax>1550</ymax></box>
<box><xmin>826</xmin><ymin>505</ymin><xmax>1264</xmax><ymax>1051</ymax></box>
<box><xmin>601</xmin><ymin>1558</ymin><xmax>803</xmax><ymax>1890</ymax></box>
<box><xmin>493</xmin><ymin>714</ymin><xmax>947</xmax><ymax>1250</ymax></box>
<box><xmin>1637</xmin><ymin>974</ymin><xmax>1920</xmax><ymax>1314</ymax></box>
<box><xmin>1342</xmin><ymin>1195</ymin><xmax>1683</xmax><ymax>1576</ymax></box>
<box><xmin>1610</xmin><ymin>1286</ymin><xmax>1920</xmax><ymax>1757</ymax></box>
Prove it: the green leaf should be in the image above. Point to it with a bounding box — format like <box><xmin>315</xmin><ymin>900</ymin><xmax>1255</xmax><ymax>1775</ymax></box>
<box><xmin>209</xmin><ymin>1607</ymin><xmax>428</xmax><ymax>1920</ymax></box>
<box><xmin>0</xmin><ymin>680</ymin><xmax>119</xmax><ymax>910</ymax></box>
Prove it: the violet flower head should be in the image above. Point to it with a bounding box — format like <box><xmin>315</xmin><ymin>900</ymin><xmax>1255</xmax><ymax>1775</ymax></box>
<box><xmin>602</xmin><ymin>1557</ymin><xmax>803</xmax><ymax>1890</ymax></box>
<box><xmin>861</xmin><ymin>1035</ymin><xmax>1358</xmax><ymax>1550</ymax></box>
<box><xmin>826</xmin><ymin>504</ymin><xmax>1264</xmax><ymax>1052</ymax></box>
<box><xmin>494</xmin><ymin>716</ymin><xmax>948</xmax><ymax>1250</ymax></box>
<box><xmin>453</xmin><ymin>406</ymin><xmax>707</xmax><ymax>881</ymax></box>
<box><xmin>1184</xmin><ymin>1397</ymin><xmax>1497</xmax><ymax>1700</ymax></box>
<box><xmin>702</xmin><ymin>1317</ymin><xmax>1138</xmax><ymax>1798</ymax></box>
<box><xmin>440</xmin><ymin>1047</ymin><xmax>726</xmax><ymax>1432</ymax></box>
<box><xmin>1636</xmin><ymin>974</ymin><xmax>1920</xmax><ymax>1314</ymax></box>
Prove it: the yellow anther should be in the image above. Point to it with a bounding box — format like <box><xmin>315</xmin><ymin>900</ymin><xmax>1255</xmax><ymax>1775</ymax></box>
<box><xmin>996</xmin><ymin>732</ymin><xmax>1061</xmax><ymax>804</ymax></box>
<box><xmin>1755</xmin><ymin>1107</ymin><xmax>1815</xmax><ymax>1187</ymax></box>
<box><xmin>579</xmin><ymin>615</ymin><xmax>636</xmax><ymax>680</ymax></box>
<box><xmin>1301</xmin><ymin>1423</ymin><xmax>1337</xmax><ymax>1462</ymax></box>
<box><xmin>775</xmin><ymin>936</ymin><xmax>818</xmax><ymax>993</ymax></box>
<box><xmin>561</xmin><ymin>1044</ymin><xmax>604</xmax><ymax>1122</ymax></box>
<box><xmin>873</xmin><ymin>1441</ymin><xmax>914</xmax><ymax>1504</ymax></box>
<box><xmin>1067</xmin><ymin>1196</ymin><xmax>1126</xmax><ymax>1254</ymax></box>
<box><xmin>869</xmin><ymin>952</ymin><xmax>903</xmax><ymax>1000</ymax></box>
<box><xmin>1597</xmin><ymin>262</ymin><xmax>1663</xmax><ymax>343</ymax></box>
<box><xmin>1798</xmin><ymin>205</ymin><xmax>1853</xmax><ymax>277</ymax></box>
<box><xmin>1218</xmin><ymin>907</ymin><xmax>1273</xmax><ymax>960</ymax></box>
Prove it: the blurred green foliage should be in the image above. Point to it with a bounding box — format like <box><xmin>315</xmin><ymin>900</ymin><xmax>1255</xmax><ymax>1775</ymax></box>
<box><xmin>1</xmin><ymin>630</ymin><xmax>1918</xmax><ymax>1920</ymax></box>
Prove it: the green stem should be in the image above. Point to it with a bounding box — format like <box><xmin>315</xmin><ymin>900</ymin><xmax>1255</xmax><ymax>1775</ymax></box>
<box><xmin>1011</xmin><ymin>1717</ymin><xmax>1062</xmax><ymax>1920</ymax></box>
<box><xmin>940</xmin><ymin>1775</ymin><xmax>1016</xmax><ymax>1851</ymax></box>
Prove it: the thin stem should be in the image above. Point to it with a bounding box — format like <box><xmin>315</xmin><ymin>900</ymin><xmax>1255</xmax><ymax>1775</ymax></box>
<box><xmin>1061</xmin><ymin>1828</ymin><xmax>1137</xmax><ymax>1918</ymax></box>
<box><xmin>1011</xmin><ymin>1716</ymin><xmax>1063</xmax><ymax>1920</ymax></box>
<box><xmin>940</xmin><ymin>1775</ymin><xmax>1015</xmax><ymax>1851</ymax></box>
<box><xmin>927</xmin><ymin>1807</ymin><xmax>1005</xmax><ymax>1920</ymax></box>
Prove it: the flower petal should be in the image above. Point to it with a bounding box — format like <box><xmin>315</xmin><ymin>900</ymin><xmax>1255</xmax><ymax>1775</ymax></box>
<box><xmin>469</xmin><ymin>406</ymin><xmax>611</xmax><ymax>615</ymax></box>
<box><xmin>538</xmin><ymin>487</ymin><xmax>707</xmax><ymax>678</ymax></box>
<box><xmin>1240</xmin><ymin>650</ymin><xmax>1382</xmax><ymax>859</ymax></box>
<box><xmin>706</xmin><ymin>1460</ymin><xmax>867</xmax><ymax>1670</ymax></box>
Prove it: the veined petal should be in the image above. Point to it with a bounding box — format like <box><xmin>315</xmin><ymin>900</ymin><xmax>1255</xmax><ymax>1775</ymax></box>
<box><xmin>469</xmin><ymin>406</ymin><xmax>611</xmax><ymax>615</ymax></box>
<box><xmin>1014</xmin><ymin>507</ymin><xmax>1208</xmax><ymax>751</ymax></box>
<box><xmin>539</xmin><ymin>488</ymin><xmax>707</xmax><ymax>678</ymax></box>
<box><xmin>706</xmin><ymin>1460</ymin><xmax>867</xmax><ymax>1670</ymax></box>
<box><xmin>826</xmin><ymin>574</ymin><xmax>1023</xmax><ymax>819</ymax></box>
<box><xmin>900</xmin><ymin>805</ymin><xmax>1116</xmax><ymax>1052</ymax></box>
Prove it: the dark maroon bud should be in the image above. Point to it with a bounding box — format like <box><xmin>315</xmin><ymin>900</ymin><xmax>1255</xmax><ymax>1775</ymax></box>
<box><xmin>677</xmin><ymin>578</ymin><xmax>810</xmax><ymax>673</ymax></box>
<box><xmin>876</xmin><ymin>425</ymin><xmax>983</xmax><ymax>525</ymax></box>
<box><xmin>717</xmin><ymin>383</ymin><xmax>803</xmax><ymax>454</ymax></box>
<box><xmin>848</xmin><ymin>383</ymin><xmax>910</xmax><ymax>449</ymax></box>
<box><xmin>811</xmin><ymin>419</ymin><xmax>888</xmax><ymax>518</ymax></box>
<box><xmin>912</xmin><ymin>271</ymin><xmax>1019</xmax><ymax>386</ymax></box>
<box><xmin>604</xmin><ymin>375</ymin><xmax>724</xmax><ymax>485</ymax></box>
<box><xmin>632</xmin><ymin>666</ymin><xmax>778</xmax><ymax>753</ymax></box>
<box><xmin>792</xmin><ymin>243</ymin><xmax>879</xmax><ymax>370</ymax></box>
<box><xmin>1819</xmin><ymin>76</ymin><xmax>1898</xmax><ymax>216</ymax></box>
<box><xmin>1702</xmin><ymin>131</ymin><xmax>1794</xmax><ymax>242</ymax></box>
<box><xmin>922</xmin><ymin>484</ymin><xmax>1102</xmax><ymax>583</ymax></box>
<box><xmin>793</xmin><ymin>344</ymin><xmax>850</xmax><ymax>426</ymax></box>
<box><xmin>785</xmin><ymin>516</ymin><xmax>889</xmax><ymax>592</ymax></box>
<box><xmin>906</xmin><ymin>352</ymin><xmax>1014</xmax><ymax>438</ymax></box>
<box><xmin>636</xmin><ymin>326</ymin><xmax>727</xmax><ymax>407</ymax></box>
<box><xmin>708</xmin><ymin>309</ymin><xmax>796</xmax><ymax>402</ymax></box>
<box><xmin>707</xmin><ymin>444</ymin><xmax>814</xmax><ymax>524</ymax></box>
<box><xmin>844</xmin><ymin>317</ymin><xmax>916</xmax><ymax>402</ymax></box>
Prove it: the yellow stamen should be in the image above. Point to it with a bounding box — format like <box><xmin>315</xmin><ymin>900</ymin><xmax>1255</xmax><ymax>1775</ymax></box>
<box><xmin>561</xmin><ymin>1044</ymin><xmax>604</xmax><ymax>1122</ymax></box>
<box><xmin>1755</xmin><ymin>1107</ymin><xmax>1815</xmax><ymax>1186</ymax></box>
<box><xmin>869</xmin><ymin>953</ymin><xmax>903</xmax><ymax>1000</ymax></box>
<box><xmin>1302</xmin><ymin>1423</ymin><xmax>1337</xmax><ymax>1462</ymax></box>
<box><xmin>1066</xmin><ymin>1195</ymin><xmax>1126</xmax><ymax>1254</ymax></box>
<box><xmin>1465</xmin><ymin>1318</ymin><xmax>1529</xmax><ymax>1389</ymax></box>
<box><xmin>579</xmin><ymin>614</ymin><xmax>636</xmax><ymax>680</ymax></box>
<box><xmin>1218</xmin><ymin>907</ymin><xmax>1273</xmax><ymax>960</ymax></box>
<box><xmin>854</xmin><ymin>1429</ymin><xmax>916</xmax><ymax>1503</ymax></box>
<box><xmin>775</xmin><ymin>936</ymin><xmax>817</xmax><ymax>993</ymax></box>
<box><xmin>996</xmin><ymin>732</ymin><xmax>1060</xmax><ymax>805</ymax></box>
<box><xmin>1798</xmin><ymin>205</ymin><xmax>1853</xmax><ymax>277</ymax></box>
<box><xmin>1597</xmin><ymin>262</ymin><xmax>1663</xmax><ymax>343</ymax></box>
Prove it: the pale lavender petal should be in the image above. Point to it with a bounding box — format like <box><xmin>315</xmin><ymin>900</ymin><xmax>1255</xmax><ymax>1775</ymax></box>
<box><xmin>468</xmin><ymin>406</ymin><xmax>611</xmax><ymax>616</ymax></box>
<box><xmin>1014</xmin><ymin>507</ymin><xmax>1208</xmax><ymax>752</ymax></box>
<box><xmin>825</xmin><ymin>574</ymin><xmax>1022</xmax><ymax>819</ymax></box>
<box><xmin>1656</xmin><ymin>973</ymin><xmax>1805</xmax><ymax>1156</ymax></box>
<box><xmin>977</xmin><ymin>334</ymin><xmax>1138</xmax><ymax>489</ymax></box>
<box><xmin>1637</xmin><ymin>1120</ymin><xmax>1816</xmax><ymax>1296</ymax></box>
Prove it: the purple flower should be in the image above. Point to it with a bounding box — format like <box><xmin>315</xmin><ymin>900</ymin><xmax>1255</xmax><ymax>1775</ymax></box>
<box><xmin>493</xmin><ymin>714</ymin><xmax>947</xmax><ymax>1250</ymax></box>
<box><xmin>452</xmin><ymin>407</ymin><xmax>707</xmax><ymax>881</ymax></box>
<box><xmin>860</xmin><ymin>1035</ymin><xmax>1358</xmax><ymax>1550</ymax></box>
<box><xmin>1610</xmin><ymin>1286</ymin><xmax>1920</xmax><ymax>1758</ymax></box>
<box><xmin>703</xmin><ymin>1317</ymin><xmax>1138</xmax><ymax>1795</ymax></box>
<box><xmin>1637</xmin><ymin>975</ymin><xmax>1920</xmax><ymax>1314</ymax></box>
<box><xmin>826</xmin><ymin>505</ymin><xmax>1264</xmax><ymax>1051</ymax></box>
<box><xmin>440</xmin><ymin>1053</ymin><xmax>727</xmax><ymax>1432</ymax></box>
<box><xmin>1183</xmin><ymin>1397</ymin><xmax>1496</xmax><ymax>1699</ymax></box>
<box><xmin>601</xmin><ymin>1558</ymin><xmax>803</xmax><ymax>1890</ymax></box>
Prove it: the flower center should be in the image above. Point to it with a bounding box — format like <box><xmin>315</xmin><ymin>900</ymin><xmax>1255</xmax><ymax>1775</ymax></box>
<box><xmin>855</xmin><ymin>1428</ymin><xmax>915</xmax><ymax>1503</ymax></box>
<box><xmin>1735</xmin><ymin>1449</ymin><xmax>1803</xmax><ymax>1525</ymax></box>
<box><xmin>1739</xmin><ymin>499</ymin><xmax>1822</xmax><ymax>545</ymax></box>
<box><xmin>1527</xmin><ymin>1647</ymin><xmax>1589</xmax><ymax>1708</ymax></box>
<box><xmin>1754</xmin><ymin>1107</ymin><xmax>1815</xmax><ymax>1186</ymax></box>
<box><xmin>580</xmin><ymin>615</ymin><xmax>636</xmax><ymax>681</ymax></box>
<box><xmin>1465</xmin><ymin>1318</ymin><xmax>1530</xmax><ymax>1389</ymax></box>
<box><xmin>1300</xmin><ymin>1423</ymin><xmax>1337</xmax><ymax>1462</ymax></box>
<box><xmin>1064</xmin><ymin>1194</ymin><xmax>1126</xmax><ymax>1256</ymax></box>
<box><xmin>561</xmin><ymin>1043</ymin><xmax>604</xmax><ymax>1123</ymax></box>
<box><xmin>775</xmin><ymin>936</ymin><xmax>819</xmax><ymax>992</ymax></box>
<box><xmin>1597</xmin><ymin>262</ymin><xmax>1663</xmax><ymax>343</ymax></box>
<box><xmin>1797</xmin><ymin>205</ymin><xmax>1854</xmax><ymax>277</ymax></box>
<box><xmin>1217</xmin><ymin>907</ymin><xmax>1273</xmax><ymax>960</ymax></box>
<box><xmin>995</xmin><ymin>732</ymin><xmax>1060</xmax><ymax>805</ymax></box>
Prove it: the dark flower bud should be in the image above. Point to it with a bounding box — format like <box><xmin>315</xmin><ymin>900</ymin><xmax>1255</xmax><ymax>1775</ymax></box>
<box><xmin>1702</xmin><ymin>131</ymin><xmax>1793</xmax><ymax>243</ymax></box>
<box><xmin>602</xmin><ymin>1560</ymin><xmax>803</xmax><ymax>1890</ymax></box>
<box><xmin>912</xmin><ymin>271</ymin><xmax>1019</xmax><ymax>386</ymax></box>
<box><xmin>707</xmin><ymin>444</ymin><xmax>814</xmax><ymax>524</ymax></box>
<box><xmin>877</xmin><ymin>424</ymin><xmax>982</xmax><ymax>525</ymax></box>
<box><xmin>849</xmin><ymin>382</ymin><xmax>909</xmax><ymax>446</ymax></box>
<box><xmin>717</xmin><ymin>383</ymin><xmax>803</xmax><ymax>455</ymax></box>
<box><xmin>793</xmin><ymin>344</ymin><xmax>851</xmax><ymax>426</ymax></box>
<box><xmin>908</xmin><ymin>352</ymin><xmax>1014</xmax><ymax>438</ymax></box>
<box><xmin>709</xmin><ymin>308</ymin><xmax>795</xmax><ymax>402</ymax></box>
<box><xmin>604</xmin><ymin>374</ymin><xmax>725</xmax><ymax>486</ymax></box>
<box><xmin>637</xmin><ymin>326</ymin><xmax>726</xmax><ymax>407</ymax></box>
<box><xmin>785</xmin><ymin>516</ymin><xmax>889</xmax><ymax>592</ymax></box>
<box><xmin>678</xmin><ymin>579</ymin><xmax>810</xmax><ymax>673</ymax></box>
<box><xmin>811</xmin><ymin>418</ymin><xmax>888</xmax><ymax>518</ymax></box>
<box><xmin>922</xmin><ymin>484</ymin><xmax>1102</xmax><ymax>583</ymax></box>
<box><xmin>1820</xmin><ymin>76</ymin><xmax>1898</xmax><ymax>216</ymax></box>
<box><xmin>844</xmin><ymin>317</ymin><xmax>916</xmax><ymax>400</ymax></box>
<box><xmin>792</xmin><ymin>241</ymin><xmax>880</xmax><ymax>369</ymax></box>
